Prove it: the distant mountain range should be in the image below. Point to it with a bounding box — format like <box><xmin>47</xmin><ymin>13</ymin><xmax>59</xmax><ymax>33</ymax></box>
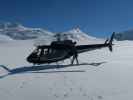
<box><xmin>1</xmin><ymin>22</ymin><xmax>133</xmax><ymax>42</ymax></box>
<box><xmin>0</xmin><ymin>22</ymin><xmax>102</xmax><ymax>44</ymax></box>
<box><xmin>0</xmin><ymin>22</ymin><xmax>53</xmax><ymax>40</ymax></box>
<box><xmin>115</xmin><ymin>29</ymin><xmax>133</xmax><ymax>41</ymax></box>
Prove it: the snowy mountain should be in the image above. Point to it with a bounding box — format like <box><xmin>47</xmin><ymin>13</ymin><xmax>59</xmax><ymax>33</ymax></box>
<box><xmin>63</xmin><ymin>27</ymin><xmax>94</xmax><ymax>40</ymax></box>
<box><xmin>0</xmin><ymin>22</ymin><xmax>53</xmax><ymax>40</ymax></box>
<box><xmin>0</xmin><ymin>22</ymin><xmax>103</xmax><ymax>45</ymax></box>
<box><xmin>115</xmin><ymin>29</ymin><xmax>133</xmax><ymax>40</ymax></box>
<box><xmin>53</xmin><ymin>27</ymin><xmax>103</xmax><ymax>44</ymax></box>
<box><xmin>33</xmin><ymin>27</ymin><xmax>103</xmax><ymax>46</ymax></box>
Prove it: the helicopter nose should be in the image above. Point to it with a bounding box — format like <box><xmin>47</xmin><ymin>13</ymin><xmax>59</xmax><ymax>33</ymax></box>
<box><xmin>26</xmin><ymin>52</ymin><xmax>37</xmax><ymax>63</ymax></box>
<box><xmin>26</xmin><ymin>55</ymin><xmax>32</xmax><ymax>63</ymax></box>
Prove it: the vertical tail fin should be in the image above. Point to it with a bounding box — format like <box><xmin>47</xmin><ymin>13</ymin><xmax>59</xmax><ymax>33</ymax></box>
<box><xmin>108</xmin><ymin>32</ymin><xmax>115</xmax><ymax>52</ymax></box>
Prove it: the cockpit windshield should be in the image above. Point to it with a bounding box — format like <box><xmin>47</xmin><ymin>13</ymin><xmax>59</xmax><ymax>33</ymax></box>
<box><xmin>33</xmin><ymin>47</ymin><xmax>58</xmax><ymax>57</ymax></box>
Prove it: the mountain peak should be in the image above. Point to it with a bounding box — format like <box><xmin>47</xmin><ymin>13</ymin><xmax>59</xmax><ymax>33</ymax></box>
<box><xmin>69</xmin><ymin>26</ymin><xmax>83</xmax><ymax>33</ymax></box>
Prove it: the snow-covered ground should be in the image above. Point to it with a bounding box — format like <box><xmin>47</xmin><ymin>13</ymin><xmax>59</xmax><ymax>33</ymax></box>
<box><xmin>0</xmin><ymin>40</ymin><xmax>133</xmax><ymax>100</ymax></box>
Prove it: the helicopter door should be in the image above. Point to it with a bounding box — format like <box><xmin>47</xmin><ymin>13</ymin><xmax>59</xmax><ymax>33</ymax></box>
<box><xmin>46</xmin><ymin>48</ymin><xmax>68</xmax><ymax>60</ymax></box>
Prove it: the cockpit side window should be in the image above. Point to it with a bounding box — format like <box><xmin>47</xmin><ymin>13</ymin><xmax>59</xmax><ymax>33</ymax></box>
<box><xmin>37</xmin><ymin>49</ymin><xmax>41</xmax><ymax>56</ymax></box>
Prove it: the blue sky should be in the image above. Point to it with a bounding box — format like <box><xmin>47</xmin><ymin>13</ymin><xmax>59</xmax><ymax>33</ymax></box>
<box><xmin>0</xmin><ymin>0</ymin><xmax>133</xmax><ymax>37</ymax></box>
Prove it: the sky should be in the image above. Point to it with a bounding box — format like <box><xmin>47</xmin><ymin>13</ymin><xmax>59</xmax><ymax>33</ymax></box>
<box><xmin>0</xmin><ymin>0</ymin><xmax>133</xmax><ymax>37</ymax></box>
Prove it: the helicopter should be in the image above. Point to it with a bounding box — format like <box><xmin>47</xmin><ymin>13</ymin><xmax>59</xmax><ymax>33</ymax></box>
<box><xmin>27</xmin><ymin>32</ymin><xmax>115</xmax><ymax>65</ymax></box>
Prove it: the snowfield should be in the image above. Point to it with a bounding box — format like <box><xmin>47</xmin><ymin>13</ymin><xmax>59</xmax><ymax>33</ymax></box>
<box><xmin>0</xmin><ymin>40</ymin><xmax>133</xmax><ymax>100</ymax></box>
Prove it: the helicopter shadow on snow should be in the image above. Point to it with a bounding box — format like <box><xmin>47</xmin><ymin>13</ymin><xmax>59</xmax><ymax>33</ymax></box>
<box><xmin>0</xmin><ymin>61</ymin><xmax>106</xmax><ymax>79</ymax></box>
